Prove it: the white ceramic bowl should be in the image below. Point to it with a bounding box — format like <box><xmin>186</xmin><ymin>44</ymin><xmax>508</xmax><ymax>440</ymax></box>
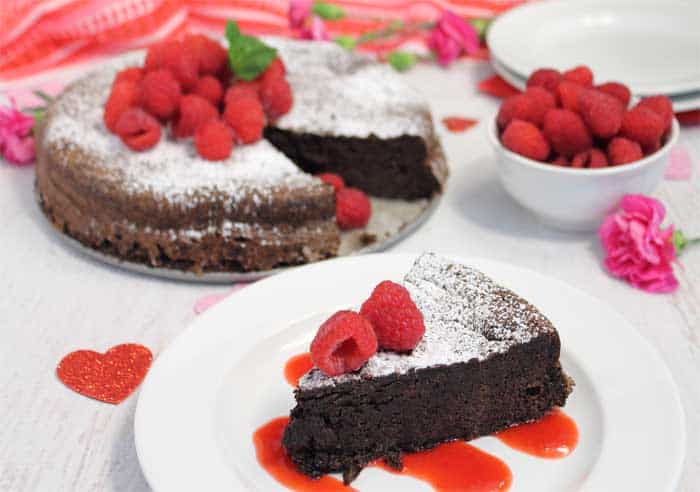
<box><xmin>488</xmin><ymin>116</ymin><xmax>679</xmax><ymax>231</ymax></box>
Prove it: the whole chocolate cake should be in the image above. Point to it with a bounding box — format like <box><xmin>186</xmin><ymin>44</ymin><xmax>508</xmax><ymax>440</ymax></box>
<box><xmin>283</xmin><ymin>253</ymin><xmax>574</xmax><ymax>482</ymax></box>
<box><xmin>35</xmin><ymin>38</ymin><xmax>447</xmax><ymax>273</ymax></box>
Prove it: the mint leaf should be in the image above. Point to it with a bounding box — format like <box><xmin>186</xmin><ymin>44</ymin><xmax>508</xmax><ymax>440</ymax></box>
<box><xmin>225</xmin><ymin>20</ymin><xmax>277</xmax><ymax>81</ymax></box>
<box><xmin>334</xmin><ymin>35</ymin><xmax>356</xmax><ymax>51</ymax></box>
<box><xmin>388</xmin><ymin>51</ymin><xmax>417</xmax><ymax>72</ymax></box>
<box><xmin>312</xmin><ymin>2</ymin><xmax>345</xmax><ymax>20</ymax></box>
<box><xmin>470</xmin><ymin>18</ymin><xmax>491</xmax><ymax>42</ymax></box>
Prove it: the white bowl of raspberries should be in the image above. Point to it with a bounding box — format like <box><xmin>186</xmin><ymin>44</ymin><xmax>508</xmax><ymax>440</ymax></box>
<box><xmin>489</xmin><ymin>65</ymin><xmax>679</xmax><ymax>232</ymax></box>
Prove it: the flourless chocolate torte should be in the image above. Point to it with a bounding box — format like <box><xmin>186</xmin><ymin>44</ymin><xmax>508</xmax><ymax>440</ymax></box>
<box><xmin>36</xmin><ymin>38</ymin><xmax>447</xmax><ymax>273</ymax></box>
<box><xmin>283</xmin><ymin>253</ymin><xmax>573</xmax><ymax>482</ymax></box>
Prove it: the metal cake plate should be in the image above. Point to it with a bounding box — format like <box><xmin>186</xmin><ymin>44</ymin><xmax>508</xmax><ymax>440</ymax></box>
<box><xmin>41</xmin><ymin>194</ymin><xmax>441</xmax><ymax>284</ymax></box>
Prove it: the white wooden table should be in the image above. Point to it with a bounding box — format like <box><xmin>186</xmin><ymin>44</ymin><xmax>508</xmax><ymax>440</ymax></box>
<box><xmin>1</xmin><ymin>60</ymin><xmax>698</xmax><ymax>491</ymax></box>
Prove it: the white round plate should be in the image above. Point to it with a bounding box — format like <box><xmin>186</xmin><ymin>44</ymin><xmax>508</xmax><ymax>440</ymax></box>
<box><xmin>491</xmin><ymin>56</ymin><xmax>700</xmax><ymax>113</ymax></box>
<box><xmin>134</xmin><ymin>253</ymin><xmax>685</xmax><ymax>491</ymax></box>
<box><xmin>487</xmin><ymin>0</ymin><xmax>700</xmax><ymax>96</ymax></box>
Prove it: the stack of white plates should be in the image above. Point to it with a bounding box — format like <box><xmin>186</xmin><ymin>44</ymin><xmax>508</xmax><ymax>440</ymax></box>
<box><xmin>487</xmin><ymin>0</ymin><xmax>700</xmax><ymax>111</ymax></box>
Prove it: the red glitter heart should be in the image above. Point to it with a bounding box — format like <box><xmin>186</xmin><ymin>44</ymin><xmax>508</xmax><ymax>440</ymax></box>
<box><xmin>56</xmin><ymin>344</ymin><xmax>153</xmax><ymax>404</ymax></box>
<box><xmin>442</xmin><ymin>116</ymin><xmax>477</xmax><ymax>133</ymax></box>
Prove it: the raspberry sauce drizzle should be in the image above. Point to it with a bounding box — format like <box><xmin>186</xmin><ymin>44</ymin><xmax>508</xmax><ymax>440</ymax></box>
<box><xmin>495</xmin><ymin>408</ymin><xmax>579</xmax><ymax>458</ymax></box>
<box><xmin>283</xmin><ymin>352</ymin><xmax>313</xmax><ymax>387</ymax></box>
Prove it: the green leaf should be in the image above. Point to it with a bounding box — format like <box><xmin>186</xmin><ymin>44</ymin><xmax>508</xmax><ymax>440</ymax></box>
<box><xmin>312</xmin><ymin>1</ymin><xmax>345</xmax><ymax>20</ymax></box>
<box><xmin>387</xmin><ymin>51</ymin><xmax>417</xmax><ymax>72</ymax></box>
<box><xmin>470</xmin><ymin>18</ymin><xmax>491</xmax><ymax>42</ymax></box>
<box><xmin>32</xmin><ymin>90</ymin><xmax>54</xmax><ymax>103</ymax></box>
<box><xmin>334</xmin><ymin>35</ymin><xmax>357</xmax><ymax>51</ymax></box>
<box><xmin>225</xmin><ymin>20</ymin><xmax>277</xmax><ymax>81</ymax></box>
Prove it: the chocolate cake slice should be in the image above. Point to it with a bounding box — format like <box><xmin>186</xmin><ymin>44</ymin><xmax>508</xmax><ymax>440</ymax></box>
<box><xmin>282</xmin><ymin>253</ymin><xmax>573</xmax><ymax>482</ymax></box>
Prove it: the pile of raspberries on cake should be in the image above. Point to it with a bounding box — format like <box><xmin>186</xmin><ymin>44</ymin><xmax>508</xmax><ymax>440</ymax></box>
<box><xmin>497</xmin><ymin>65</ymin><xmax>674</xmax><ymax>167</ymax></box>
<box><xmin>103</xmin><ymin>34</ymin><xmax>292</xmax><ymax>160</ymax></box>
<box><xmin>309</xmin><ymin>280</ymin><xmax>425</xmax><ymax>377</ymax></box>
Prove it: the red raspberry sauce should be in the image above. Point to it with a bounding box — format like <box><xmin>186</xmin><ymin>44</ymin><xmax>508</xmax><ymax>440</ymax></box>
<box><xmin>495</xmin><ymin>408</ymin><xmax>579</xmax><ymax>458</ymax></box>
<box><xmin>283</xmin><ymin>352</ymin><xmax>313</xmax><ymax>387</ymax></box>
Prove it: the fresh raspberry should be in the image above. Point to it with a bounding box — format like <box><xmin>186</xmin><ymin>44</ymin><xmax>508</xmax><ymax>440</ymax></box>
<box><xmin>557</xmin><ymin>81</ymin><xmax>585</xmax><ymax>112</ymax></box>
<box><xmin>172</xmin><ymin>94</ymin><xmax>218</xmax><ymax>139</ymax></box>
<box><xmin>526</xmin><ymin>68</ymin><xmax>561</xmax><ymax>94</ymax></box>
<box><xmin>113</xmin><ymin>67</ymin><xmax>144</xmax><ymax>87</ymax></box>
<box><xmin>571</xmin><ymin>148</ymin><xmax>608</xmax><ymax>168</ymax></box>
<box><xmin>144</xmin><ymin>42</ymin><xmax>168</xmax><ymax>72</ymax></box>
<box><xmin>360</xmin><ymin>280</ymin><xmax>425</xmax><ymax>352</ymax></box>
<box><xmin>550</xmin><ymin>155</ymin><xmax>569</xmax><ymax>166</ymax></box>
<box><xmin>562</xmin><ymin>65</ymin><xmax>593</xmax><ymax>87</ymax></box>
<box><xmin>193</xmin><ymin>75</ymin><xmax>224</xmax><ymax>106</ymax></box>
<box><xmin>223</xmin><ymin>96</ymin><xmax>266</xmax><ymax>144</ymax></box>
<box><xmin>501</xmin><ymin>119</ymin><xmax>550</xmax><ymax>161</ymax></box>
<box><xmin>260</xmin><ymin>76</ymin><xmax>293</xmax><ymax>119</ymax></box>
<box><xmin>260</xmin><ymin>57</ymin><xmax>286</xmax><ymax>85</ymax></box>
<box><xmin>497</xmin><ymin>89</ymin><xmax>554</xmax><ymax>129</ymax></box>
<box><xmin>336</xmin><ymin>187</ymin><xmax>371</xmax><ymax>229</ymax></box>
<box><xmin>183</xmin><ymin>34</ymin><xmax>228</xmax><ymax>76</ymax></box>
<box><xmin>161</xmin><ymin>41</ymin><xmax>199</xmax><ymax>91</ymax></box>
<box><xmin>224</xmin><ymin>81</ymin><xmax>261</xmax><ymax>107</ymax></box>
<box><xmin>103</xmin><ymin>81</ymin><xmax>141</xmax><ymax>133</ymax></box>
<box><xmin>607</xmin><ymin>137</ymin><xmax>643</xmax><ymax>165</ymax></box>
<box><xmin>542</xmin><ymin>108</ymin><xmax>592</xmax><ymax>157</ymax></box>
<box><xmin>638</xmin><ymin>95</ymin><xmax>674</xmax><ymax>133</ymax></box>
<box><xmin>596</xmin><ymin>82</ymin><xmax>631</xmax><ymax>108</ymax></box>
<box><xmin>317</xmin><ymin>173</ymin><xmax>345</xmax><ymax>192</ymax></box>
<box><xmin>195</xmin><ymin>119</ymin><xmax>234</xmax><ymax>160</ymax></box>
<box><xmin>578</xmin><ymin>89</ymin><xmax>624</xmax><ymax>138</ymax></box>
<box><xmin>141</xmin><ymin>69</ymin><xmax>182</xmax><ymax>120</ymax></box>
<box><xmin>115</xmin><ymin>108</ymin><xmax>161</xmax><ymax>151</ymax></box>
<box><xmin>310</xmin><ymin>310</ymin><xmax>377</xmax><ymax>377</ymax></box>
<box><xmin>620</xmin><ymin>105</ymin><xmax>665</xmax><ymax>153</ymax></box>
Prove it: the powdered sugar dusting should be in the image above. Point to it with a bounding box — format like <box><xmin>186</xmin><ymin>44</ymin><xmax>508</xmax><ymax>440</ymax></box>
<box><xmin>300</xmin><ymin>253</ymin><xmax>555</xmax><ymax>390</ymax></box>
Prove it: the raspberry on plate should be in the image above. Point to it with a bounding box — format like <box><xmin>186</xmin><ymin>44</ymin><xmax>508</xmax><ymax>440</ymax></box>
<box><xmin>360</xmin><ymin>280</ymin><xmax>425</xmax><ymax>352</ymax></box>
<box><xmin>557</xmin><ymin>81</ymin><xmax>585</xmax><ymax>112</ymax></box>
<box><xmin>310</xmin><ymin>310</ymin><xmax>377</xmax><ymax>377</ymax></box>
<box><xmin>260</xmin><ymin>76</ymin><xmax>293</xmax><ymax>119</ymax></box>
<box><xmin>224</xmin><ymin>82</ymin><xmax>261</xmax><ymax>107</ymax></box>
<box><xmin>161</xmin><ymin>41</ymin><xmax>199</xmax><ymax>91</ymax></box>
<box><xmin>223</xmin><ymin>96</ymin><xmax>266</xmax><ymax>144</ymax></box>
<box><xmin>638</xmin><ymin>95</ymin><xmax>674</xmax><ymax>133</ymax></box>
<box><xmin>607</xmin><ymin>137</ymin><xmax>643</xmax><ymax>165</ymax></box>
<box><xmin>141</xmin><ymin>69</ymin><xmax>182</xmax><ymax>120</ymax></box>
<box><xmin>316</xmin><ymin>173</ymin><xmax>345</xmax><ymax>192</ymax></box>
<box><xmin>172</xmin><ymin>94</ymin><xmax>218</xmax><ymax>139</ymax></box>
<box><xmin>103</xmin><ymin>81</ymin><xmax>141</xmax><ymax>133</ymax></box>
<box><xmin>183</xmin><ymin>34</ymin><xmax>228</xmax><ymax>75</ymax></box>
<box><xmin>562</xmin><ymin>65</ymin><xmax>593</xmax><ymax>87</ymax></box>
<box><xmin>194</xmin><ymin>76</ymin><xmax>224</xmax><ymax>106</ymax></box>
<box><xmin>526</xmin><ymin>68</ymin><xmax>561</xmax><ymax>94</ymax></box>
<box><xmin>501</xmin><ymin>119</ymin><xmax>550</xmax><ymax>161</ymax></box>
<box><xmin>113</xmin><ymin>67</ymin><xmax>144</xmax><ymax>87</ymax></box>
<box><xmin>571</xmin><ymin>148</ymin><xmax>608</xmax><ymax>168</ymax></box>
<box><xmin>596</xmin><ymin>82</ymin><xmax>631</xmax><ymax>107</ymax></box>
<box><xmin>542</xmin><ymin>108</ymin><xmax>592</xmax><ymax>157</ymax></box>
<box><xmin>260</xmin><ymin>57</ymin><xmax>286</xmax><ymax>85</ymax></box>
<box><xmin>115</xmin><ymin>108</ymin><xmax>161</xmax><ymax>151</ymax></box>
<box><xmin>620</xmin><ymin>105</ymin><xmax>665</xmax><ymax>153</ymax></box>
<box><xmin>578</xmin><ymin>89</ymin><xmax>624</xmax><ymax>139</ymax></box>
<box><xmin>195</xmin><ymin>119</ymin><xmax>234</xmax><ymax>161</ymax></box>
<box><xmin>144</xmin><ymin>42</ymin><xmax>168</xmax><ymax>72</ymax></box>
<box><xmin>336</xmin><ymin>187</ymin><xmax>371</xmax><ymax>230</ymax></box>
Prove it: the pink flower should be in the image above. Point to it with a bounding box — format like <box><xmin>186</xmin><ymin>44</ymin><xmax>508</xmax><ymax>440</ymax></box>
<box><xmin>288</xmin><ymin>0</ymin><xmax>312</xmax><ymax>29</ymax></box>
<box><xmin>0</xmin><ymin>99</ymin><xmax>36</xmax><ymax>166</ymax></box>
<box><xmin>427</xmin><ymin>10</ymin><xmax>479</xmax><ymax>67</ymax></box>
<box><xmin>599</xmin><ymin>194</ymin><xmax>678</xmax><ymax>293</ymax></box>
<box><xmin>300</xmin><ymin>16</ymin><xmax>330</xmax><ymax>41</ymax></box>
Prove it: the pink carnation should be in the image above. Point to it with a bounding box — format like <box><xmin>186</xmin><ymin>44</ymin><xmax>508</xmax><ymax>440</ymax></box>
<box><xmin>427</xmin><ymin>10</ymin><xmax>479</xmax><ymax>67</ymax></box>
<box><xmin>300</xmin><ymin>16</ymin><xmax>330</xmax><ymax>41</ymax></box>
<box><xmin>0</xmin><ymin>99</ymin><xmax>36</xmax><ymax>166</ymax></box>
<box><xmin>599</xmin><ymin>194</ymin><xmax>678</xmax><ymax>293</ymax></box>
<box><xmin>288</xmin><ymin>0</ymin><xmax>312</xmax><ymax>29</ymax></box>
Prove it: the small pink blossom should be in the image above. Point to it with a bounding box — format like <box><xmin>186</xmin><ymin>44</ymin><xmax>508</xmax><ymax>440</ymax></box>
<box><xmin>427</xmin><ymin>10</ymin><xmax>479</xmax><ymax>67</ymax></box>
<box><xmin>288</xmin><ymin>0</ymin><xmax>312</xmax><ymax>29</ymax></box>
<box><xmin>300</xmin><ymin>16</ymin><xmax>330</xmax><ymax>41</ymax></box>
<box><xmin>0</xmin><ymin>99</ymin><xmax>36</xmax><ymax>166</ymax></box>
<box><xmin>599</xmin><ymin>194</ymin><xmax>678</xmax><ymax>293</ymax></box>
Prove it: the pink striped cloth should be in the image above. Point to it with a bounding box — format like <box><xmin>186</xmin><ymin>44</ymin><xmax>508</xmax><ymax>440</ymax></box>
<box><xmin>0</xmin><ymin>0</ymin><xmax>522</xmax><ymax>92</ymax></box>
